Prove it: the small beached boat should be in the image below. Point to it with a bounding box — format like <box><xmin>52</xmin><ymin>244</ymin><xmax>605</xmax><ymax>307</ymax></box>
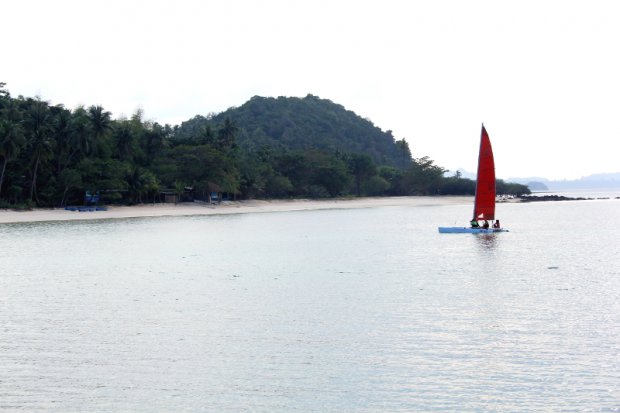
<box><xmin>438</xmin><ymin>125</ymin><xmax>508</xmax><ymax>234</ymax></box>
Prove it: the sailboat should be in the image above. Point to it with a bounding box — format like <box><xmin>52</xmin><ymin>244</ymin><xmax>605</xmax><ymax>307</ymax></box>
<box><xmin>438</xmin><ymin>124</ymin><xmax>508</xmax><ymax>234</ymax></box>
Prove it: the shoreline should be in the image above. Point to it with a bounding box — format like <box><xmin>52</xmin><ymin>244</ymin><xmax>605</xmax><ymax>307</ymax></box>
<box><xmin>0</xmin><ymin>196</ymin><xmax>473</xmax><ymax>224</ymax></box>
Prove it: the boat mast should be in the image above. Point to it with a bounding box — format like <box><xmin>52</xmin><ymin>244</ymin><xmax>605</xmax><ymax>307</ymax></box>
<box><xmin>472</xmin><ymin>124</ymin><xmax>484</xmax><ymax>221</ymax></box>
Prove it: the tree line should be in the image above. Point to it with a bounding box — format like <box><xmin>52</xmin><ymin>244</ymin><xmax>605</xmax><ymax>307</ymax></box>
<box><xmin>0</xmin><ymin>83</ymin><xmax>529</xmax><ymax>208</ymax></box>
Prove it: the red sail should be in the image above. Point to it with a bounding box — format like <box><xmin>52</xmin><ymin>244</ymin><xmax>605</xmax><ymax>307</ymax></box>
<box><xmin>473</xmin><ymin>125</ymin><xmax>496</xmax><ymax>220</ymax></box>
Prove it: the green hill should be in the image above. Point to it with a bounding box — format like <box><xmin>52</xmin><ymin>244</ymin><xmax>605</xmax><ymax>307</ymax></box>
<box><xmin>0</xmin><ymin>82</ymin><xmax>529</xmax><ymax>207</ymax></box>
<box><xmin>174</xmin><ymin>94</ymin><xmax>413</xmax><ymax>169</ymax></box>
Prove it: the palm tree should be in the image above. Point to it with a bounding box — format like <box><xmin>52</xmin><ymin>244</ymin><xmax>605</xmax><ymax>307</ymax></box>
<box><xmin>50</xmin><ymin>105</ymin><xmax>72</xmax><ymax>173</ymax></box>
<box><xmin>25</xmin><ymin>99</ymin><xmax>54</xmax><ymax>203</ymax></box>
<box><xmin>88</xmin><ymin>105</ymin><xmax>112</xmax><ymax>154</ymax></box>
<box><xmin>114</xmin><ymin>122</ymin><xmax>135</xmax><ymax>161</ymax></box>
<box><xmin>0</xmin><ymin>96</ymin><xmax>26</xmax><ymax>198</ymax></box>
<box><xmin>69</xmin><ymin>107</ymin><xmax>94</xmax><ymax>159</ymax></box>
<box><xmin>174</xmin><ymin>180</ymin><xmax>185</xmax><ymax>204</ymax></box>
<box><xmin>88</xmin><ymin>105</ymin><xmax>112</xmax><ymax>135</ymax></box>
<box><xmin>125</xmin><ymin>166</ymin><xmax>158</xmax><ymax>204</ymax></box>
<box><xmin>58</xmin><ymin>168</ymin><xmax>82</xmax><ymax>206</ymax></box>
<box><xmin>0</xmin><ymin>119</ymin><xmax>25</xmax><ymax>197</ymax></box>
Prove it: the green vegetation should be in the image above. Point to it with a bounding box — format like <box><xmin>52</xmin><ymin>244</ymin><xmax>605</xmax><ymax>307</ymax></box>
<box><xmin>0</xmin><ymin>84</ymin><xmax>529</xmax><ymax>207</ymax></box>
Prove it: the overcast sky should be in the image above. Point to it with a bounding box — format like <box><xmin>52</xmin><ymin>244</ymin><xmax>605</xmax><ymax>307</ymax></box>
<box><xmin>3</xmin><ymin>0</ymin><xmax>619</xmax><ymax>180</ymax></box>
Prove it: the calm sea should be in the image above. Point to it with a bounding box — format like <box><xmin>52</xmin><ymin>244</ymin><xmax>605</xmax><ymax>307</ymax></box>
<box><xmin>1</xmin><ymin>195</ymin><xmax>619</xmax><ymax>412</ymax></box>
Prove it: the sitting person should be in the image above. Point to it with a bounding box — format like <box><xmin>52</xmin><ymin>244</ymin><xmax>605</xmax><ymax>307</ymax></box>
<box><xmin>470</xmin><ymin>219</ymin><xmax>480</xmax><ymax>228</ymax></box>
<box><xmin>482</xmin><ymin>220</ymin><xmax>490</xmax><ymax>229</ymax></box>
<box><xmin>493</xmin><ymin>220</ymin><xmax>501</xmax><ymax>229</ymax></box>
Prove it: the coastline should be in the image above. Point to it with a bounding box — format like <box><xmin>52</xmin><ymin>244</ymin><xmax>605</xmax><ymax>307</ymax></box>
<box><xmin>0</xmin><ymin>196</ymin><xmax>473</xmax><ymax>224</ymax></box>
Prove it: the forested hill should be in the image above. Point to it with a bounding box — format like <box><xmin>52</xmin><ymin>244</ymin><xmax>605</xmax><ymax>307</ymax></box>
<box><xmin>174</xmin><ymin>95</ymin><xmax>412</xmax><ymax>169</ymax></box>
<box><xmin>0</xmin><ymin>82</ymin><xmax>529</xmax><ymax>208</ymax></box>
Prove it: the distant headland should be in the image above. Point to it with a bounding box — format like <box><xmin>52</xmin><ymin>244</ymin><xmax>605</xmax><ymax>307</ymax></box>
<box><xmin>509</xmin><ymin>172</ymin><xmax>620</xmax><ymax>191</ymax></box>
<box><xmin>456</xmin><ymin>168</ymin><xmax>620</xmax><ymax>192</ymax></box>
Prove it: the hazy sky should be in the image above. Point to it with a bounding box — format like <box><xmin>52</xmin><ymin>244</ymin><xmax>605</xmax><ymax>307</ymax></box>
<box><xmin>3</xmin><ymin>0</ymin><xmax>619</xmax><ymax>180</ymax></box>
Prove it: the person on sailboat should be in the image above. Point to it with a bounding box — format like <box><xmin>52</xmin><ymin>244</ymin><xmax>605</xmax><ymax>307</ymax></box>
<box><xmin>493</xmin><ymin>220</ymin><xmax>501</xmax><ymax>229</ymax></box>
<box><xmin>470</xmin><ymin>219</ymin><xmax>480</xmax><ymax>228</ymax></box>
<box><xmin>482</xmin><ymin>220</ymin><xmax>490</xmax><ymax>229</ymax></box>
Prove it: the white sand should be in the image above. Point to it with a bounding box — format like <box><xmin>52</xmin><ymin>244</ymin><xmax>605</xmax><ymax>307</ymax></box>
<box><xmin>0</xmin><ymin>196</ymin><xmax>473</xmax><ymax>224</ymax></box>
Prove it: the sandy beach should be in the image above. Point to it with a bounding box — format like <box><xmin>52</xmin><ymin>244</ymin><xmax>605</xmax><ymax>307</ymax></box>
<box><xmin>0</xmin><ymin>196</ymin><xmax>473</xmax><ymax>224</ymax></box>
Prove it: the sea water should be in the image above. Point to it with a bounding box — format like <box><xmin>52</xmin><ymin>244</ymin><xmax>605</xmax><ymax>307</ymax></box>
<box><xmin>1</xmin><ymin>197</ymin><xmax>619</xmax><ymax>412</ymax></box>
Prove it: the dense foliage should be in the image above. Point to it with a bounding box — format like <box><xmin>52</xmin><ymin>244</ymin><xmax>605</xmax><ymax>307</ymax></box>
<box><xmin>0</xmin><ymin>84</ymin><xmax>529</xmax><ymax>207</ymax></box>
<box><xmin>175</xmin><ymin>95</ymin><xmax>415</xmax><ymax>169</ymax></box>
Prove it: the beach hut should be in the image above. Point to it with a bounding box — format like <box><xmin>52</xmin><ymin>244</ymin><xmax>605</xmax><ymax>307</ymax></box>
<box><xmin>207</xmin><ymin>182</ymin><xmax>222</xmax><ymax>204</ymax></box>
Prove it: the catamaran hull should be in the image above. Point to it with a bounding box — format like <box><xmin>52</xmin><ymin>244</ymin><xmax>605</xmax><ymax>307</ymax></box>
<box><xmin>438</xmin><ymin>227</ymin><xmax>509</xmax><ymax>234</ymax></box>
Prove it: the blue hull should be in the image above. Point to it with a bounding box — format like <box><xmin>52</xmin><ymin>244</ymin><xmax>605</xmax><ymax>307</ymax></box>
<box><xmin>438</xmin><ymin>227</ymin><xmax>509</xmax><ymax>234</ymax></box>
